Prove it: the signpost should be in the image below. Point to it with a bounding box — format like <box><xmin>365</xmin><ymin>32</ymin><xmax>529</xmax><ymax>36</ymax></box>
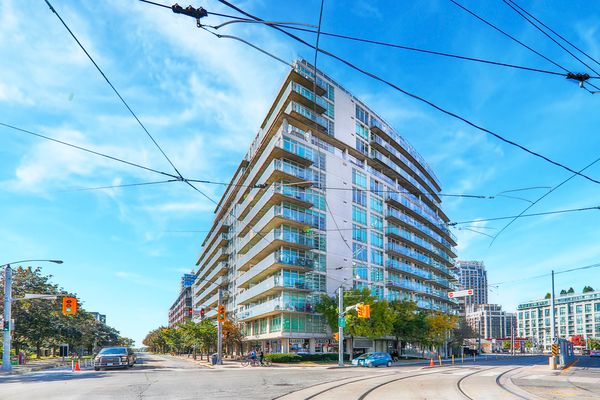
<box><xmin>448</xmin><ymin>289</ymin><xmax>473</xmax><ymax>298</ymax></box>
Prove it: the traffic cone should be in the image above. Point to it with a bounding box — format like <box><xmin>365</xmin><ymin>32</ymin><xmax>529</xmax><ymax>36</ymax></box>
<box><xmin>429</xmin><ymin>358</ymin><xmax>434</xmax><ymax>367</ymax></box>
<box><xmin>74</xmin><ymin>361</ymin><xmax>81</xmax><ymax>371</ymax></box>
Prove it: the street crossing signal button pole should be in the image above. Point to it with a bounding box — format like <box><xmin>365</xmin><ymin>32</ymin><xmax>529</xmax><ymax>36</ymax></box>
<box><xmin>62</xmin><ymin>297</ymin><xmax>77</xmax><ymax>315</ymax></box>
<box><xmin>217</xmin><ymin>304</ymin><xmax>226</xmax><ymax>322</ymax></box>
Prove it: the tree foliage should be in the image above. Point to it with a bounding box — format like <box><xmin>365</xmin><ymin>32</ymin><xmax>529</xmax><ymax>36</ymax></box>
<box><xmin>583</xmin><ymin>286</ymin><xmax>594</xmax><ymax>293</ymax></box>
<box><xmin>0</xmin><ymin>266</ymin><xmax>130</xmax><ymax>357</ymax></box>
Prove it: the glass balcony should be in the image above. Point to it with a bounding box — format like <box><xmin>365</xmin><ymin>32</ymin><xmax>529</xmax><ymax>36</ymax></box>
<box><xmin>238</xmin><ymin>297</ymin><xmax>317</xmax><ymax>321</ymax></box>
<box><xmin>385</xmin><ymin>225</ymin><xmax>453</xmax><ymax>263</ymax></box>
<box><xmin>370</xmin><ymin>149</ymin><xmax>437</xmax><ymax>204</ymax></box>
<box><xmin>370</xmin><ymin>118</ymin><xmax>440</xmax><ymax>188</ymax></box>
<box><xmin>371</xmin><ymin>133</ymin><xmax>439</xmax><ymax>194</ymax></box>
<box><xmin>386</xmin><ymin>208</ymin><xmax>455</xmax><ymax>251</ymax></box>
<box><xmin>237</xmin><ymin>249</ymin><xmax>315</xmax><ymax>288</ymax></box>
<box><xmin>237</xmin><ymin>273</ymin><xmax>310</xmax><ymax>305</ymax></box>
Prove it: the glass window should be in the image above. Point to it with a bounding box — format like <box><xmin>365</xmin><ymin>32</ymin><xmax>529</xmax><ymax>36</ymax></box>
<box><xmin>353</xmin><ymin>242</ymin><xmax>367</xmax><ymax>261</ymax></box>
<box><xmin>352</xmin><ymin>188</ymin><xmax>367</xmax><ymax>206</ymax></box>
<box><xmin>371</xmin><ymin>249</ymin><xmax>383</xmax><ymax>266</ymax></box>
<box><xmin>356</xmin><ymin>105</ymin><xmax>368</xmax><ymax>124</ymax></box>
<box><xmin>585</xmin><ymin>304</ymin><xmax>591</xmax><ymax>313</ymax></box>
<box><xmin>576</xmin><ymin>305</ymin><xmax>583</xmax><ymax>313</ymax></box>
<box><xmin>370</xmin><ymin>197</ymin><xmax>383</xmax><ymax>214</ymax></box>
<box><xmin>356</xmin><ymin>138</ymin><xmax>368</xmax><ymax>155</ymax></box>
<box><xmin>353</xmin><ymin>263</ymin><xmax>368</xmax><ymax>280</ymax></box>
<box><xmin>352</xmin><ymin>206</ymin><xmax>367</xmax><ymax>225</ymax></box>
<box><xmin>370</xmin><ymin>231</ymin><xmax>384</xmax><ymax>249</ymax></box>
<box><xmin>355</xmin><ymin>122</ymin><xmax>369</xmax><ymax>140</ymax></box>
<box><xmin>371</xmin><ymin>214</ymin><xmax>383</xmax><ymax>231</ymax></box>
<box><xmin>595</xmin><ymin>303</ymin><xmax>600</xmax><ymax>312</ymax></box>
<box><xmin>370</xmin><ymin>178</ymin><xmax>383</xmax><ymax>196</ymax></box>
<box><xmin>352</xmin><ymin>224</ymin><xmax>367</xmax><ymax>243</ymax></box>
<box><xmin>352</xmin><ymin>169</ymin><xmax>367</xmax><ymax>189</ymax></box>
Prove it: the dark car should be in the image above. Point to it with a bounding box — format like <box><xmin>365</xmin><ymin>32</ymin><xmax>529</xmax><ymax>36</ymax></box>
<box><xmin>94</xmin><ymin>347</ymin><xmax>136</xmax><ymax>370</ymax></box>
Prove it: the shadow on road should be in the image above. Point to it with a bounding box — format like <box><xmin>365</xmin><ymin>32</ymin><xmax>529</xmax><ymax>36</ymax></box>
<box><xmin>0</xmin><ymin>370</ymin><xmax>109</xmax><ymax>384</ymax></box>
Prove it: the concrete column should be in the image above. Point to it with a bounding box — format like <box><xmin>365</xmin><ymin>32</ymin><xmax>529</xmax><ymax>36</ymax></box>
<box><xmin>282</xmin><ymin>338</ymin><xmax>289</xmax><ymax>353</ymax></box>
<box><xmin>309</xmin><ymin>338</ymin><xmax>316</xmax><ymax>353</ymax></box>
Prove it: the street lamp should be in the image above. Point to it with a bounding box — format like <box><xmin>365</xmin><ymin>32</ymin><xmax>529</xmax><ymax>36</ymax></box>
<box><xmin>2</xmin><ymin>259</ymin><xmax>63</xmax><ymax>372</ymax></box>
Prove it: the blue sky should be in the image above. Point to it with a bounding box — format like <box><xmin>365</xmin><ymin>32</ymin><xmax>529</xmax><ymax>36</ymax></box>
<box><xmin>1</xmin><ymin>0</ymin><xmax>599</xmax><ymax>345</ymax></box>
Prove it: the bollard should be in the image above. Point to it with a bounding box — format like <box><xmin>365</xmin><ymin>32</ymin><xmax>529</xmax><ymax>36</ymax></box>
<box><xmin>71</xmin><ymin>359</ymin><xmax>74</xmax><ymax>372</ymax></box>
<box><xmin>473</xmin><ymin>354</ymin><xmax>476</xmax><ymax>362</ymax></box>
<box><xmin>452</xmin><ymin>355</ymin><xmax>455</xmax><ymax>366</ymax></box>
<box><xmin>461</xmin><ymin>353</ymin><xmax>464</xmax><ymax>364</ymax></box>
<box><xmin>438</xmin><ymin>355</ymin><xmax>442</xmax><ymax>366</ymax></box>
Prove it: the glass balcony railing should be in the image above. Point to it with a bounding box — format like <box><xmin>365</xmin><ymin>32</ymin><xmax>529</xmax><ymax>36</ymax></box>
<box><xmin>371</xmin><ymin>149</ymin><xmax>436</xmax><ymax>204</ymax></box>
<box><xmin>385</xmin><ymin>225</ymin><xmax>453</xmax><ymax>263</ymax></box>
<box><xmin>289</xmin><ymin>102</ymin><xmax>330</xmax><ymax>133</ymax></box>
<box><xmin>371</xmin><ymin>134</ymin><xmax>439</xmax><ymax>194</ymax></box>
<box><xmin>238</xmin><ymin>296</ymin><xmax>317</xmax><ymax>320</ymax></box>
<box><xmin>291</xmin><ymin>82</ymin><xmax>329</xmax><ymax>110</ymax></box>
<box><xmin>237</xmin><ymin>274</ymin><xmax>310</xmax><ymax>304</ymax></box>
<box><xmin>386</xmin><ymin>208</ymin><xmax>455</xmax><ymax>250</ymax></box>
<box><xmin>370</xmin><ymin>118</ymin><xmax>440</xmax><ymax>187</ymax></box>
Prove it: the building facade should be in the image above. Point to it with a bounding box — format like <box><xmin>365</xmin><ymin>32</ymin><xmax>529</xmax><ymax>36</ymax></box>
<box><xmin>192</xmin><ymin>60</ymin><xmax>458</xmax><ymax>353</ymax></box>
<box><xmin>465</xmin><ymin>304</ymin><xmax>515</xmax><ymax>339</ymax></box>
<box><xmin>168</xmin><ymin>274</ymin><xmax>196</xmax><ymax>327</ymax></box>
<box><xmin>89</xmin><ymin>312</ymin><xmax>106</xmax><ymax>324</ymax></box>
<box><xmin>517</xmin><ymin>290</ymin><xmax>600</xmax><ymax>350</ymax></box>
<box><xmin>456</xmin><ymin>260</ymin><xmax>488</xmax><ymax>312</ymax></box>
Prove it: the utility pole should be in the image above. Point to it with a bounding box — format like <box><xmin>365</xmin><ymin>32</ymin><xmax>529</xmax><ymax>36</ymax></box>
<box><xmin>550</xmin><ymin>270</ymin><xmax>556</xmax><ymax>350</ymax></box>
<box><xmin>338</xmin><ymin>286</ymin><xmax>344</xmax><ymax>367</ymax></box>
<box><xmin>2</xmin><ymin>265</ymin><xmax>12</xmax><ymax>372</ymax></box>
<box><xmin>217</xmin><ymin>287</ymin><xmax>223</xmax><ymax>365</ymax></box>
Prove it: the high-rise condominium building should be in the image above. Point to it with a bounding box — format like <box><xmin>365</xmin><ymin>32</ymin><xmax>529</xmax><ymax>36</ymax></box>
<box><xmin>465</xmin><ymin>304</ymin><xmax>516</xmax><ymax>339</ymax></box>
<box><xmin>168</xmin><ymin>274</ymin><xmax>196</xmax><ymax>327</ymax></box>
<box><xmin>456</xmin><ymin>260</ymin><xmax>488</xmax><ymax>311</ymax></box>
<box><xmin>517</xmin><ymin>290</ymin><xmax>600</xmax><ymax>350</ymax></box>
<box><xmin>191</xmin><ymin>60</ymin><xmax>458</xmax><ymax>354</ymax></box>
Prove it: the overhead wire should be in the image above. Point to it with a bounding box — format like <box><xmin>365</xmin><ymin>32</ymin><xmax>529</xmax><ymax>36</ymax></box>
<box><xmin>504</xmin><ymin>0</ymin><xmax>600</xmax><ymax>69</ymax></box>
<box><xmin>44</xmin><ymin>0</ymin><xmax>185</xmax><ymax>180</ymax></box>
<box><xmin>449</xmin><ymin>204</ymin><xmax>600</xmax><ymax>226</ymax></box>
<box><xmin>501</xmin><ymin>0</ymin><xmax>600</xmax><ymax>91</ymax></box>
<box><xmin>58</xmin><ymin>180</ymin><xmax>178</xmax><ymax>193</ymax></box>
<box><xmin>490</xmin><ymin>152</ymin><xmax>600</xmax><ymax>245</ymax></box>
<box><xmin>448</xmin><ymin>0</ymin><xmax>569</xmax><ymax>73</ymax></box>
<box><xmin>210</xmin><ymin>0</ymin><xmax>600</xmax><ymax>186</ymax></box>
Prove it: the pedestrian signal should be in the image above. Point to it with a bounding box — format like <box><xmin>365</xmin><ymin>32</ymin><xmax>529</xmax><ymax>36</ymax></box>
<box><xmin>217</xmin><ymin>304</ymin><xmax>226</xmax><ymax>322</ymax></box>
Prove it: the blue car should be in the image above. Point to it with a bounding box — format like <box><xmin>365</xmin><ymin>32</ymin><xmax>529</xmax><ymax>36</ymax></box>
<box><xmin>351</xmin><ymin>352</ymin><xmax>393</xmax><ymax>368</ymax></box>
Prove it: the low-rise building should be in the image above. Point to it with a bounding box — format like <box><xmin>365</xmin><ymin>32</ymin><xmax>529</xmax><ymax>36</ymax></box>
<box><xmin>517</xmin><ymin>290</ymin><xmax>600</xmax><ymax>350</ymax></box>
<box><xmin>168</xmin><ymin>274</ymin><xmax>196</xmax><ymax>327</ymax></box>
<box><xmin>89</xmin><ymin>312</ymin><xmax>106</xmax><ymax>324</ymax></box>
<box><xmin>465</xmin><ymin>303</ymin><xmax>515</xmax><ymax>339</ymax></box>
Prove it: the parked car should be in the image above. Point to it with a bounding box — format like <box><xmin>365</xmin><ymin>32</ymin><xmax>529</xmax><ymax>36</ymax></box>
<box><xmin>94</xmin><ymin>347</ymin><xmax>136</xmax><ymax>370</ymax></box>
<box><xmin>351</xmin><ymin>352</ymin><xmax>393</xmax><ymax>368</ymax></box>
<box><xmin>590</xmin><ymin>350</ymin><xmax>600</xmax><ymax>357</ymax></box>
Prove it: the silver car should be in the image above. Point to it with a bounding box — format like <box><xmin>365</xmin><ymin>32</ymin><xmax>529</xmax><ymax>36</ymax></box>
<box><xmin>94</xmin><ymin>347</ymin><xmax>136</xmax><ymax>370</ymax></box>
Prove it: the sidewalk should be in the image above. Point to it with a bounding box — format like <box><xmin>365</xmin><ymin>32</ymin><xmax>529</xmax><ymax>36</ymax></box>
<box><xmin>0</xmin><ymin>358</ymin><xmax>70</xmax><ymax>375</ymax></box>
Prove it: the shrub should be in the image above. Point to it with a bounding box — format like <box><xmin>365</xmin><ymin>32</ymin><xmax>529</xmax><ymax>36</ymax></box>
<box><xmin>264</xmin><ymin>353</ymin><xmax>301</xmax><ymax>363</ymax></box>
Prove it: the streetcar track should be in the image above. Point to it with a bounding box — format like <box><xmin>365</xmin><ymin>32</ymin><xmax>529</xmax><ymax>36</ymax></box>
<box><xmin>495</xmin><ymin>366</ymin><xmax>530</xmax><ymax>400</ymax></box>
<box><xmin>456</xmin><ymin>366</ymin><xmax>501</xmax><ymax>400</ymax></box>
<box><xmin>271</xmin><ymin>371</ymin><xmax>399</xmax><ymax>400</ymax></box>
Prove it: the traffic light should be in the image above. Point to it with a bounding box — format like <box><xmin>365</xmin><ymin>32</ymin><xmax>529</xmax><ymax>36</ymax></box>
<box><xmin>333</xmin><ymin>333</ymin><xmax>339</xmax><ymax>341</ymax></box>
<box><xmin>217</xmin><ymin>304</ymin><xmax>226</xmax><ymax>322</ymax></box>
<box><xmin>188</xmin><ymin>308</ymin><xmax>193</xmax><ymax>317</ymax></box>
<box><xmin>200</xmin><ymin>308</ymin><xmax>205</xmax><ymax>319</ymax></box>
<box><xmin>357</xmin><ymin>303</ymin><xmax>371</xmax><ymax>318</ymax></box>
<box><xmin>2</xmin><ymin>320</ymin><xmax>9</xmax><ymax>332</ymax></box>
<box><xmin>62</xmin><ymin>297</ymin><xmax>77</xmax><ymax>315</ymax></box>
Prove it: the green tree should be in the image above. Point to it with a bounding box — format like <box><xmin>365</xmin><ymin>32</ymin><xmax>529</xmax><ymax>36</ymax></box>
<box><xmin>544</xmin><ymin>293</ymin><xmax>551</xmax><ymax>299</ymax></box>
<box><xmin>583</xmin><ymin>286</ymin><xmax>594</xmax><ymax>293</ymax></box>
<box><xmin>587</xmin><ymin>338</ymin><xmax>600</xmax><ymax>350</ymax></box>
<box><xmin>559</xmin><ymin>289</ymin><xmax>567</xmax><ymax>296</ymax></box>
<box><xmin>222</xmin><ymin>320</ymin><xmax>244</xmax><ymax>356</ymax></box>
<box><xmin>389</xmin><ymin>300</ymin><xmax>427</xmax><ymax>350</ymax></box>
<box><xmin>424</xmin><ymin>312</ymin><xmax>458</xmax><ymax>349</ymax></box>
<box><xmin>567</xmin><ymin>287</ymin><xmax>575</xmax><ymax>294</ymax></box>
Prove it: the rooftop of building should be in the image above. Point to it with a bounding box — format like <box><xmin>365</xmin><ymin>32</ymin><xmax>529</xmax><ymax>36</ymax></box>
<box><xmin>518</xmin><ymin>290</ymin><xmax>600</xmax><ymax>309</ymax></box>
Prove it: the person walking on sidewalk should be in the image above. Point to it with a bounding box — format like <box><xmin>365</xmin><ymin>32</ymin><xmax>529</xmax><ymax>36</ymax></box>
<box><xmin>259</xmin><ymin>351</ymin><xmax>264</xmax><ymax>366</ymax></box>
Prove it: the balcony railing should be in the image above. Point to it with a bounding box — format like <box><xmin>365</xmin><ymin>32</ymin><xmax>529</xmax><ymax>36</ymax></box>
<box><xmin>386</xmin><ymin>208</ymin><xmax>455</xmax><ymax>250</ymax></box>
<box><xmin>371</xmin><ymin>133</ymin><xmax>439</xmax><ymax>194</ymax></box>
<box><xmin>237</xmin><ymin>274</ymin><xmax>309</xmax><ymax>304</ymax></box>
<box><xmin>386</xmin><ymin>225</ymin><xmax>453</xmax><ymax>263</ymax></box>
<box><xmin>370</xmin><ymin>118</ymin><xmax>440</xmax><ymax>187</ymax></box>
<box><xmin>237</xmin><ymin>250</ymin><xmax>315</xmax><ymax>287</ymax></box>
<box><xmin>239</xmin><ymin>297</ymin><xmax>317</xmax><ymax>320</ymax></box>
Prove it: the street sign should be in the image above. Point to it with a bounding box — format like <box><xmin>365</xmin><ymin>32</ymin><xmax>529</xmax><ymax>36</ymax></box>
<box><xmin>551</xmin><ymin>343</ymin><xmax>559</xmax><ymax>356</ymax></box>
<box><xmin>338</xmin><ymin>317</ymin><xmax>346</xmax><ymax>328</ymax></box>
<box><xmin>448</xmin><ymin>289</ymin><xmax>474</xmax><ymax>298</ymax></box>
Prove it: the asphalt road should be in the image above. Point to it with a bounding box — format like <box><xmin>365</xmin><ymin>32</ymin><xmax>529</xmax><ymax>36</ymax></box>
<box><xmin>0</xmin><ymin>353</ymin><xmax>598</xmax><ymax>399</ymax></box>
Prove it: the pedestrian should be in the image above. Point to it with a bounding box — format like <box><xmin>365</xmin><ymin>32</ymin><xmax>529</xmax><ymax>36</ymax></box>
<box><xmin>259</xmin><ymin>350</ymin><xmax>264</xmax><ymax>366</ymax></box>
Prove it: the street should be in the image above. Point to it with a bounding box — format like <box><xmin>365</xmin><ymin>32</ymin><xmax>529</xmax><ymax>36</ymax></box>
<box><xmin>1</xmin><ymin>354</ymin><xmax>599</xmax><ymax>399</ymax></box>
